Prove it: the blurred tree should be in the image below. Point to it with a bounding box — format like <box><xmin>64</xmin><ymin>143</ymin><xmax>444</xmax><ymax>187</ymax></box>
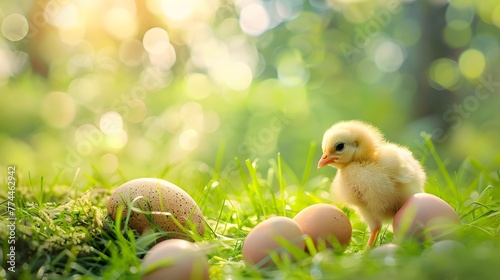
<box><xmin>413</xmin><ymin>1</ymin><xmax>458</xmax><ymax>129</ymax></box>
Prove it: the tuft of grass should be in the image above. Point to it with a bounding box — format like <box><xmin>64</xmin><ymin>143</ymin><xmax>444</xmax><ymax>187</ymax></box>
<box><xmin>1</xmin><ymin>139</ymin><xmax>499</xmax><ymax>279</ymax></box>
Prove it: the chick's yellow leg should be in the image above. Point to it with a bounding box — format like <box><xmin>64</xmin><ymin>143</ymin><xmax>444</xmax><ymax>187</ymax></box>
<box><xmin>367</xmin><ymin>228</ymin><xmax>380</xmax><ymax>248</ymax></box>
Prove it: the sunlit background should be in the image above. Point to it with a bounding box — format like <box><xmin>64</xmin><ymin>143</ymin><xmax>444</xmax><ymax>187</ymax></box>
<box><xmin>1</xmin><ymin>0</ymin><xmax>499</xmax><ymax>187</ymax></box>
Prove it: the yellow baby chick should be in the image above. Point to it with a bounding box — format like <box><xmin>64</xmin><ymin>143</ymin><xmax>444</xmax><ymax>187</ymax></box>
<box><xmin>317</xmin><ymin>120</ymin><xmax>426</xmax><ymax>248</ymax></box>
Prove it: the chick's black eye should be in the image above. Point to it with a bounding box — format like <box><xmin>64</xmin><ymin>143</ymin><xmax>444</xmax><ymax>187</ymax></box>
<box><xmin>334</xmin><ymin>142</ymin><xmax>345</xmax><ymax>152</ymax></box>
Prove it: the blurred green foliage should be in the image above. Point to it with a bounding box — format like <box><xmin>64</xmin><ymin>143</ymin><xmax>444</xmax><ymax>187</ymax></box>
<box><xmin>0</xmin><ymin>0</ymin><xmax>499</xmax><ymax>188</ymax></box>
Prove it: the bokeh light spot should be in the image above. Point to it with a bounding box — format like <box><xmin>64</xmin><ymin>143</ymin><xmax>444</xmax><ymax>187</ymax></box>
<box><xmin>119</xmin><ymin>39</ymin><xmax>144</xmax><ymax>67</ymax></box>
<box><xmin>446</xmin><ymin>4</ymin><xmax>474</xmax><ymax>30</ymax></box>
<box><xmin>100</xmin><ymin>111</ymin><xmax>124</xmax><ymax>136</ymax></box>
<box><xmin>342</xmin><ymin>3</ymin><xmax>373</xmax><ymax>24</ymax></box>
<box><xmin>143</xmin><ymin>27</ymin><xmax>170</xmax><ymax>55</ymax></box>
<box><xmin>1</xmin><ymin>13</ymin><xmax>29</xmax><ymax>42</ymax></box>
<box><xmin>105</xmin><ymin>129</ymin><xmax>128</xmax><ymax>150</ymax></box>
<box><xmin>203</xmin><ymin>111</ymin><xmax>220</xmax><ymax>133</ymax></box>
<box><xmin>143</xmin><ymin>27</ymin><xmax>176</xmax><ymax>70</ymax></box>
<box><xmin>125</xmin><ymin>99</ymin><xmax>147</xmax><ymax>123</ymax></box>
<box><xmin>477</xmin><ymin>1</ymin><xmax>495</xmax><ymax>24</ymax></box>
<box><xmin>211</xmin><ymin>61</ymin><xmax>253</xmax><ymax>91</ymax></box>
<box><xmin>148</xmin><ymin>44</ymin><xmax>176</xmax><ymax>70</ymax></box>
<box><xmin>459</xmin><ymin>49</ymin><xmax>485</xmax><ymax>80</ymax></box>
<box><xmin>162</xmin><ymin>109</ymin><xmax>181</xmax><ymax>134</ymax></box>
<box><xmin>443</xmin><ymin>25</ymin><xmax>471</xmax><ymax>48</ymax></box>
<box><xmin>68</xmin><ymin>75</ymin><xmax>100</xmax><ymax>105</ymax></box>
<box><xmin>493</xmin><ymin>5</ymin><xmax>500</xmax><ymax>27</ymax></box>
<box><xmin>239</xmin><ymin>2</ymin><xmax>271</xmax><ymax>36</ymax></box>
<box><xmin>41</xmin><ymin>92</ymin><xmax>76</xmax><ymax>129</ymax></box>
<box><xmin>185</xmin><ymin>73</ymin><xmax>212</xmax><ymax>100</ymax></box>
<box><xmin>45</xmin><ymin>2</ymin><xmax>79</xmax><ymax>30</ymax></box>
<box><xmin>179</xmin><ymin>129</ymin><xmax>199</xmax><ymax>151</ymax></box>
<box><xmin>0</xmin><ymin>49</ymin><xmax>28</xmax><ymax>82</ymax></box>
<box><xmin>99</xmin><ymin>153</ymin><xmax>119</xmax><ymax>173</ymax></box>
<box><xmin>103</xmin><ymin>7</ymin><xmax>137</xmax><ymax>40</ymax></box>
<box><xmin>58</xmin><ymin>22</ymin><xmax>86</xmax><ymax>45</ymax></box>
<box><xmin>470</xmin><ymin>34</ymin><xmax>499</xmax><ymax>62</ymax></box>
<box><xmin>180</xmin><ymin>101</ymin><xmax>204</xmax><ymax>129</ymax></box>
<box><xmin>161</xmin><ymin>0</ymin><xmax>194</xmax><ymax>21</ymax></box>
<box><xmin>428</xmin><ymin>58</ymin><xmax>460</xmax><ymax>90</ymax></box>
<box><xmin>374</xmin><ymin>41</ymin><xmax>405</xmax><ymax>72</ymax></box>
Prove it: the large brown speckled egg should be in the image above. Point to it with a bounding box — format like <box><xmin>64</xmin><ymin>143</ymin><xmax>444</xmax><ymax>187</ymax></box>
<box><xmin>107</xmin><ymin>178</ymin><xmax>205</xmax><ymax>240</ymax></box>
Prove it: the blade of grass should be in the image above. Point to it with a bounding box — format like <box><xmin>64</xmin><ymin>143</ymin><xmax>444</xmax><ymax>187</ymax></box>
<box><xmin>158</xmin><ymin>161</ymin><xmax>176</xmax><ymax>179</ymax></box>
<box><xmin>304</xmin><ymin>236</ymin><xmax>318</xmax><ymax>256</ymax></box>
<box><xmin>301</xmin><ymin>142</ymin><xmax>317</xmax><ymax>186</ymax></box>
<box><xmin>277</xmin><ymin>153</ymin><xmax>287</xmax><ymax>216</ymax></box>
<box><xmin>28</xmin><ymin>172</ymin><xmax>44</xmax><ymax>207</ymax></box>
<box><xmin>245</xmin><ymin>159</ymin><xmax>267</xmax><ymax>217</ymax></box>
<box><xmin>425</xmin><ymin>136</ymin><xmax>459</xmax><ymax>200</ymax></box>
<box><xmin>234</xmin><ymin>157</ymin><xmax>260</xmax><ymax>219</ymax></box>
<box><xmin>265</xmin><ymin>162</ymin><xmax>280</xmax><ymax>214</ymax></box>
<box><xmin>70</xmin><ymin>167</ymin><xmax>81</xmax><ymax>200</ymax></box>
<box><xmin>213</xmin><ymin>140</ymin><xmax>226</xmax><ymax>182</ymax></box>
<box><xmin>214</xmin><ymin>195</ymin><xmax>227</xmax><ymax>235</ymax></box>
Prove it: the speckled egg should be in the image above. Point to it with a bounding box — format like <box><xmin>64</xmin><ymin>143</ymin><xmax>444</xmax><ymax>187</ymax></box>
<box><xmin>242</xmin><ymin>216</ymin><xmax>305</xmax><ymax>267</ymax></box>
<box><xmin>142</xmin><ymin>239</ymin><xmax>209</xmax><ymax>280</ymax></box>
<box><xmin>107</xmin><ymin>178</ymin><xmax>205</xmax><ymax>240</ymax></box>
<box><xmin>293</xmin><ymin>204</ymin><xmax>352</xmax><ymax>252</ymax></box>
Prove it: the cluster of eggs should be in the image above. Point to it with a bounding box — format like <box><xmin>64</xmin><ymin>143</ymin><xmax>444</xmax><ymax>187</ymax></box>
<box><xmin>242</xmin><ymin>204</ymin><xmax>352</xmax><ymax>267</ymax></box>
<box><xmin>107</xmin><ymin>178</ymin><xmax>462</xmax><ymax>277</ymax></box>
<box><xmin>242</xmin><ymin>193</ymin><xmax>462</xmax><ymax>267</ymax></box>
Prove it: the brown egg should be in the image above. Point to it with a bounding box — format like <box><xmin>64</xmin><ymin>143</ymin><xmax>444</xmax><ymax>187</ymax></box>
<box><xmin>142</xmin><ymin>239</ymin><xmax>209</xmax><ymax>280</ymax></box>
<box><xmin>393</xmin><ymin>193</ymin><xmax>461</xmax><ymax>242</ymax></box>
<box><xmin>107</xmin><ymin>178</ymin><xmax>205</xmax><ymax>240</ymax></box>
<box><xmin>242</xmin><ymin>216</ymin><xmax>305</xmax><ymax>267</ymax></box>
<box><xmin>293</xmin><ymin>204</ymin><xmax>351</xmax><ymax>252</ymax></box>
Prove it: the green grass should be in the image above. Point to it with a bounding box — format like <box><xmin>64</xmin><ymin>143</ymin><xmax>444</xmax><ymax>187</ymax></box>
<box><xmin>1</xmin><ymin>140</ymin><xmax>499</xmax><ymax>280</ymax></box>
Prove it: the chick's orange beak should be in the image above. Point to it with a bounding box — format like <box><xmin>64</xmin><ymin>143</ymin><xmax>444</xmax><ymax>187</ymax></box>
<box><xmin>317</xmin><ymin>153</ymin><xmax>335</xmax><ymax>168</ymax></box>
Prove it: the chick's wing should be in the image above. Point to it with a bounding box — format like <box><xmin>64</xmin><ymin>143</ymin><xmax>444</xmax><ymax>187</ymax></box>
<box><xmin>376</xmin><ymin>144</ymin><xmax>425</xmax><ymax>191</ymax></box>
